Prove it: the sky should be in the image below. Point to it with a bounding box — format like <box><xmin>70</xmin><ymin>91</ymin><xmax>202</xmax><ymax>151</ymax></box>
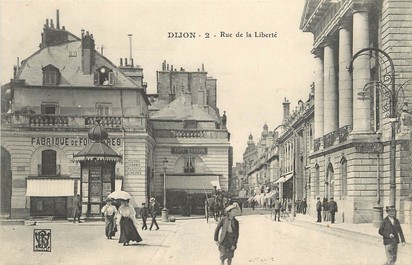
<box><xmin>0</xmin><ymin>0</ymin><xmax>315</xmax><ymax>163</ymax></box>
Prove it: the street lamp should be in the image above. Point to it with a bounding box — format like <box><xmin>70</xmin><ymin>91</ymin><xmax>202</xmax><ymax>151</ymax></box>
<box><xmin>274</xmin><ymin>124</ymin><xmax>297</xmax><ymax>217</ymax></box>
<box><xmin>161</xmin><ymin>157</ymin><xmax>169</xmax><ymax>222</ymax></box>
<box><xmin>349</xmin><ymin>47</ymin><xmax>406</xmax><ymax>213</ymax></box>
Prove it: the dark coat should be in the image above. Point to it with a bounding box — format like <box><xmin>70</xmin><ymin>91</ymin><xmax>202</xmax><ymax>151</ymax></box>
<box><xmin>379</xmin><ymin>216</ymin><xmax>405</xmax><ymax>245</ymax></box>
<box><xmin>329</xmin><ymin>200</ymin><xmax>338</xmax><ymax>213</ymax></box>
<box><xmin>150</xmin><ymin>202</ymin><xmax>160</xmax><ymax>217</ymax></box>
<box><xmin>214</xmin><ymin>217</ymin><xmax>239</xmax><ymax>247</ymax></box>
<box><xmin>316</xmin><ymin>201</ymin><xmax>322</xmax><ymax>211</ymax></box>
<box><xmin>140</xmin><ymin>207</ymin><xmax>148</xmax><ymax>218</ymax></box>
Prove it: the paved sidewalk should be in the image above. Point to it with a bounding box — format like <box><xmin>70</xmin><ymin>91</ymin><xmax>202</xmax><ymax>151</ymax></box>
<box><xmin>293</xmin><ymin>212</ymin><xmax>412</xmax><ymax>244</ymax></box>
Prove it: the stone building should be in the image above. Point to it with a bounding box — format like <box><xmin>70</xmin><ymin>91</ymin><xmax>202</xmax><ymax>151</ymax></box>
<box><xmin>148</xmin><ymin>61</ymin><xmax>231</xmax><ymax>210</ymax></box>
<box><xmin>300</xmin><ymin>0</ymin><xmax>412</xmax><ymax>223</ymax></box>
<box><xmin>0</xmin><ymin>11</ymin><xmax>154</xmax><ymax>219</ymax></box>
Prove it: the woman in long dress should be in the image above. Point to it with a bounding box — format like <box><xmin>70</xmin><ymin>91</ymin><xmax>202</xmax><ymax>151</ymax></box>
<box><xmin>116</xmin><ymin>199</ymin><xmax>142</xmax><ymax>246</ymax></box>
<box><xmin>101</xmin><ymin>198</ymin><xmax>117</xmax><ymax>239</ymax></box>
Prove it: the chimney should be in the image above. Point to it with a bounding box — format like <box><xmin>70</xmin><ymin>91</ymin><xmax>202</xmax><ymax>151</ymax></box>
<box><xmin>50</xmin><ymin>19</ymin><xmax>54</xmax><ymax>28</ymax></box>
<box><xmin>46</xmin><ymin>19</ymin><xmax>49</xmax><ymax>28</ymax></box>
<box><xmin>100</xmin><ymin>45</ymin><xmax>104</xmax><ymax>55</ymax></box>
<box><xmin>185</xmin><ymin>91</ymin><xmax>192</xmax><ymax>106</ymax></box>
<box><xmin>128</xmin><ymin>34</ymin><xmax>133</xmax><ymax>66</ymax></box>
<box><xmin>167</xmin><ymin>64</ymin><xmax>169</xmax><ymax>71</ymax></box>
<box><xmin>81</xmin><ymin>30</ymin><xmax>95</xmax><ymax>74</ymax></box>
<box><xmin>162</xmin><ymin>60</ymin><xmax>166</xmax><ymax>71</ymax></box>
<box><xmin>56</xmin><ymin>10</ymin><xmax>60</xmax><ymax>29</ymax></box>
<box><xmin>120</xmin><ymin>58</ymin><xmax>123</xmax><ymax>66</ymax></box>
<box><xmin>171</xmin><ymin>65</ymin><xmax>174</xmax><ymax>71</ymax></box>
<box><xmin>125</xmin><ymin>58</ymin><xmax>128</xmax><ymax>66</ymax></box>
<box><xmin>202</xmin><ymin>64</ymin><xmax>204</xmax><ymax>71</ymax></box>
<box><xmin>282</xmin><ymin>97</ymin><xmax>290</xmax><ymax>122</ymax></box>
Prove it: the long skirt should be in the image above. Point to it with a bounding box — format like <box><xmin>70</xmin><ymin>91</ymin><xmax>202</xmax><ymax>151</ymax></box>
<box><xmin>119</xmin><ymin>217</ymin><xmax>142</xmax><ymax>244</ymax></box>
<box><xmin>105</xmin><ymin>214</ymin><xmax>116</xmax><ymax>237</ymax></box>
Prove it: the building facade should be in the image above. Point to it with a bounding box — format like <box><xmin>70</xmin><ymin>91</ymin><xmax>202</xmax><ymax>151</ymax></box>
<box><xmin>1</xmin><ymin>14</ymin><xmax>232</xmax><ymax>219</ymax></box>
<box><xmin>300</xmin><ymin>0</ymin><xmax>412</xmax><ymax>223</ymax></box>
<box><xmin>148</xmin><ymin>61</ymin><xmax>231</xmax><ymax>212</ymax></box>
<box><xmin>1</xmin><ymin>12</ymin><xmax>154</xmax><ymax>219</ymax></box>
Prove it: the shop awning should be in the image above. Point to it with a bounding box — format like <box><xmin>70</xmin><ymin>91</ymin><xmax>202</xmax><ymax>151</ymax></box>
<box><xmin>264</xmin><ymin>191</ymin><xmax>278</xmax><ymax>199</ymax></box>
<box><xmin>26</xmin><ymin>178</ymin><xmax>78</xmax><ymax>197</ymax></box>
<box><xmin>165</xmin><ymin>175</ymin><xmax>220</xmax><ymax>192</ymax></box>
<box><xmin>274</xmin><ymin>173</ymin><xmax>293</xmax><ymax>184</ymax></box>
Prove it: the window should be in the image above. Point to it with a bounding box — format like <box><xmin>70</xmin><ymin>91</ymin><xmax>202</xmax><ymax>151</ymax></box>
<box><xmin>184</xmin><ymin>156</ymin><xmax>195</xmax><ymax>173</ymax></box>
<box><xmin>42</xmin><ymin>65</ymin><xmax>60</xmax><ymax>86</ymax></box>
<box><xmin>96</xmin><ymin>103</ymin><xmax>112</xmax><ymax>116</ymax></box>
<box><xmin>341</xmin><ymin>158</ymin><xmax>347</xmax><ymax>199</ymax></box>
<box><xmin>315</xmin><ymin>164</ymin><xmax>320</xmax><ymax>198</ymax></box>
<box><xmin>94</xmin><ymin>66</ymin><xmax>114</xmax><ymax>86</ymax></box>
<box><xmin>184</xmin><ymin>120</ymin><xmax>197</xmax><ymax>129</ymax></box>
<box><xmin>41</xmin><ymin>149</ymin><xmax>57</xmax><ymax>175</ymax></box>
<box><xmin>41</xmin><ymin>103</ymin><xmax>59</xmax><ymax>114</ymax></box>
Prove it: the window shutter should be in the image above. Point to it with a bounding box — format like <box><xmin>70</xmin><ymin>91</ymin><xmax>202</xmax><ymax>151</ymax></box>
<box><xmin>38</xmin><ymin>164</ymin><xmax>42</xmax><ymax>176</ymax></box>
<box><xmin>93</xmin><ymin>72</ymin><xmax>99</xmax><ymax>85</ymax></box>
<box><xmin>109</xmin><ymin>72</ymin><xmax>115</xmax><ymax>85</ymax></box>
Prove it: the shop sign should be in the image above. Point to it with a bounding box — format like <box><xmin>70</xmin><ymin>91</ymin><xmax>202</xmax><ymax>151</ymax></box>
<box><xmin>171</xmin><ymin>147</ymin><xmax>208</xmax><ymax>155</ymax></box>
<box><xmin>126</xmin><ymin>160</ymin><xmax>141</xmax><ymax>175</ymax></box>
<box><xmin>31</xmin><ymin>137</ymin><xmax>121</xmax><ymax>147</ymax></box>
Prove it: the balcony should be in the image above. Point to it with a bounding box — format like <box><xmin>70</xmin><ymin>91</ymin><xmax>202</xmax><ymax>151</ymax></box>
<box><xmin>154</xmin><ymin>129</ymin><xmax>229</xmax><ymax>139</ymax></box>
<box><xmin>1</xmin><ymin>113</ymin><xmax>151</xmax><ymax>133</ymax></box>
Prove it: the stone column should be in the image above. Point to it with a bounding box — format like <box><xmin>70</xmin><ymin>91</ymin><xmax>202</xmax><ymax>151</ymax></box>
<box><xmin>323</xmin><ymin>38</ymin><xmax>339</xmax><ymax>135</ymax></box>
<box><xmin>313</xmin><ymin>48</ymin><xmax>324</xmax><ymax>139</ymax></box>
<box><xmin>352</xmin><ymin>9</ymin><xmax>371</xmax><ymax>133</ymax></box>
<box><xmin>338</xmin><ymin>18</ymin><xmax>353</xmax><ymax>128</ymax></box>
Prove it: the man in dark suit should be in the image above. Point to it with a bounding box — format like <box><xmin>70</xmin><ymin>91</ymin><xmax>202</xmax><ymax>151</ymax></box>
<box><xmin>378</xmin><ymin>205</ymin><xmax>406</xmax><ymax>265</ymax></box>
<box><xmin>149</xmin><ymin>197</ymin><xmax>160</xmax><ymax>230</ymax></box>
<box><xmin>139</xmin><ymin>202</ymin><xmax>148</xmax><ymax>230</ymax></box>
<box><xmin>329</xmin><ymin>197</ymin><xmax>338</xmax><ymax>224</ymax></box>
<box><xmin>214</xmin><ymin>203</ymin><xmax>240</xmax><ymax>265</ymax></box>
<box><xmin>273</xmin><ymin>197</ymin><xmax>281</xmax><ymax>222</ymax></box>
<box><xmin>316</xmin><ymin>197</ymin><xmax>322</xmax><ymax>222</ymax></box>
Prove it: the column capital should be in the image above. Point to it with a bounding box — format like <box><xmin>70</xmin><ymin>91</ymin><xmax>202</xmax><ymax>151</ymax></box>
<box><xmin>352</xmin><ymin>0</ymin><xmax>372</xmax><ymax>14</ymax></box>
<box><xmin>338</xmin><ymin>17</ymin><xmax>352</xmax><ymax>30</ymax></box>
<box><xmin>313</xmin><ymin>47</ymin><xmax>324</xmax><ymax>58</ymax></box>
<box><xmin>322</xmin><ymin>36</ymin><xmax>337</xmax><ymax>48</ymax></box>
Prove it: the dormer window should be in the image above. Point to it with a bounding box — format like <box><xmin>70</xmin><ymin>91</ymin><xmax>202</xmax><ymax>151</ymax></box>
<box><xmin>94</xmin><ymin>66</ymin><xmax>114</xmax><ymax>86</ymax></box>
<box><xmin>42</xmin><ymin>65</ymin><xmax>60</xmax><ymax>86</ymax></box>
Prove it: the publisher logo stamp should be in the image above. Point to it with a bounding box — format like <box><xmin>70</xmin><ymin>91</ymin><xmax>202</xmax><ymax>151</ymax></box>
<box><xmin>33</xmin><ymin>229</ymin><xmax>51</xmax><ymax>252</ymax></box>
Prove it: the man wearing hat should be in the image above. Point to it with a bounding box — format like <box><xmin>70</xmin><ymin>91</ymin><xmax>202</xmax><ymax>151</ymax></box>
<box><xmin>139</xmin><ymin>202</ymin><xmax>148</xmax><ymax>230</ymax></box>
<box><xmin>328</xmin><ymin>197</ymin><xmax>338</xmax><ymax>224</ymax></box>
<box><xmin>214</xmin><ymin>203</ymin><xmax>240</xmax><ymax>265</ymax></box>
<box><xmin>379</xmin><ymin>205</ymin><xmax>406</xmax><ymax>265</ymax></box>
<box><xmin>316</xmin><ymin>197</ymin><xmax>322</xmax><ymax>223</ymax></box>
<box><xmin>149</xmin><ymin>197</ymin><xmax>160</xmax><ymax>230</ymax></box>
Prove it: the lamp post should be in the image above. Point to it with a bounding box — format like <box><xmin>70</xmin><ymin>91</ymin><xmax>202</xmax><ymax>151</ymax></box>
<box><xmin>349</xmin><ymin>47</ymin><xmax>401</xmax><ymax>212</ymax></box>
<box><xmin>274</xmin><ymin>124</ymin><xmax>297</xmax><ymax>217</ymax></box>
<box><xmin>161</xmin><ymin>157</ymin><xmax>169</xmax><ymax>222</ymax></box>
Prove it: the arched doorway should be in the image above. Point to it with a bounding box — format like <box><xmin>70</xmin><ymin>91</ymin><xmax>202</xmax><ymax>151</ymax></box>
<box><xmin>1</xmin><ymin>147</ymin><xmax>12</xmax><ymax>218</ymax></box>
<box><xmin>326</xmin><ymin>163</ymin><xmax>335</xmax><ymax>199</ymax></box>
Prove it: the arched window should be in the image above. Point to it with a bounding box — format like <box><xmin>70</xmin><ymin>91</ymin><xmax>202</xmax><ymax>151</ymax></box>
<box><xmin>327</xmin><ymin>163</ymin><xmax>334</xmax><ymax>199</ymax></box>
<box><xmin>341</xmin><ymin>158</ymin><xmax>347</xmax><ymax>199</ymax></box>
<box><xmin>174</xmin><ymin>155</ymin><xmax>205</xmax><ymax>174</ymax></box>
<box><xmin>315</xmin><ymin>164</ymin><xmax>320</xmax><ymax>198</ymax></box>
<box><xmin>41</xmin><ymin>149</ymin><xmax>57</xmax><ymax>175</ymax></box>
